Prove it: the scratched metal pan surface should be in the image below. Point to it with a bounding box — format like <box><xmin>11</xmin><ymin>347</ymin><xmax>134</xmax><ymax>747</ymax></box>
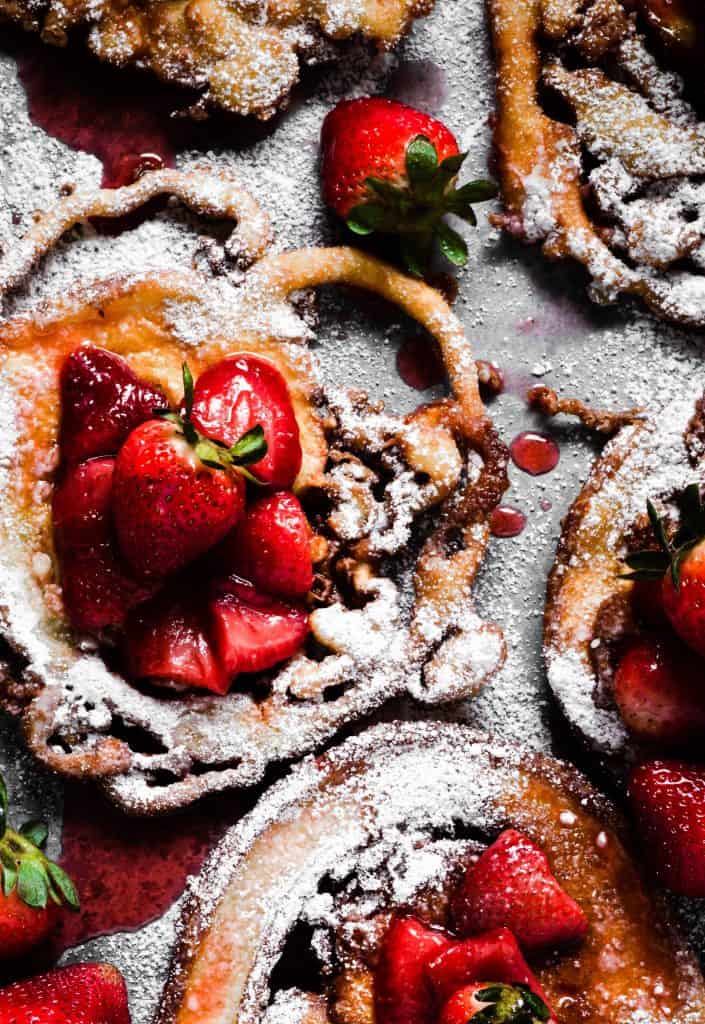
<box><xmin>1</xmin><ymin>1</ymin><xmax>705</xmax><ymax>1020</ymax></box>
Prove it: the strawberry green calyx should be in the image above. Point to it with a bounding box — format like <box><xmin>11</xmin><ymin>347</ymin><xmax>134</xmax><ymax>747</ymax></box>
<box><xmin>156</xmin><ymin>363</ymin><xmax>268</xmax><ymax>484</ymax></box>
<box><xmin>471</xmin><ymin>984</ymin><xmax>550</xmax><ymax>1024</ymax></box>
<box><xmin>0</xmin><ymin>772</ymin><xmax>79</xmax><ymax>912</ymax></box>
<box><xmin>346</xmin><ymin>135</ymin><xmax>497</xmax><ymax>277</ymax></box>
<box><xmin>622</xmin><ymin>484</ymin><xmax>705</xmax><ymax>588</ymax></box>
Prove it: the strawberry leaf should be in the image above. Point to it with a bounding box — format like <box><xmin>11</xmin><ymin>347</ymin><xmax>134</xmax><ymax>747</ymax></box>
<box><xmin>405</xmin><ymin>135</ymin><xmax>439</xmax><ymax>195</ymax></box>
<box><xmin>347</xmin><ymin>204</ymin><xmax>389</xmax><ymax>236</ymax></box>
<box><xmin>20</xmin><ymin>820</ymin><xmax>48</xmax><ymax>849</ymax></box>
<box><xmin>46</xmin><ymin>862</ymin><xmax>80</xmax><ymax>911</ymax></box>
<box><xmin>400</xmin><ymin>233</ymin><xmax>433</xmax><ymax>278</ymax></box>
<box><xmin>17</xmin><ymin>858</ymin><xmax>48</xmax><ymax>910</ymax></box>
<box><xmin>452</xmin><ymin>179</ymin><xmax>499</xmax><ymax>204</ymax></box>
<box><xmin>182</xmin><ymin>362</ymin><xmax>195</xmax><ymax>419</ymax></box>
<box><xmin>2</xmin><ymin>862</ymin><xmax>16</xmax><ymax>897</ymax></box>
<box><xmin>228</xmin><ymin>425</ymin><xmax>267</xmax><ymax>466</ymax></box>
<box><xmin>473</xmin><ymin>983</ymin><xmax>550</xmax><ymax>1024</ymax></box>
<box><xmin>437</xmin><ymin>222</ymin><xmax>468</xmax><ymax>267</ymax></box>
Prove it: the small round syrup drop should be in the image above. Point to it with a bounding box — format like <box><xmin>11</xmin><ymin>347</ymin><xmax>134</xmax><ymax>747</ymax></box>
<box><xmin>490</xmin><ymin>506</ymin><xmax>526</xmax><ymax>538</ymax></box>
<box><xmin>510</xmin><ymin>431</ymin><xmax>560</xmax><ymax>475</ymax></box>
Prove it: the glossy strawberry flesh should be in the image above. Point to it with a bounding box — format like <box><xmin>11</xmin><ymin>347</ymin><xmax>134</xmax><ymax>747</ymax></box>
<box><xmin>662</xmin><ymin>541</ymin><xmax>705</xmax><ymax>658</ymax></box>
<box><xmin>375</xmin><ymin>916</ymin><xmax>451</xmax><ymax>1024</ymax></box>
<box><xmin>59</xmin><ymin>345</ymin><xmax>165</xmax><ymax>465</ymax></box>
<box><xmin>0</xmin><ymin>963</ymin><xmax>130</xmax><ymax>1024</ymax></box>
<box><xmin>208</xmin><ymin>577</ymin><xmax>309</xmax><ymax>677</ymax></box>
<box><xmin>0</xmin><ymin>889</ymin><xmax>57</xmax><ymax>960</ymax></box>
<box><xmin>629</xmin><ymin>760</ymin><xmax>705</xmax><ymax>897</ymax></box>
<box><xmin>190</xmin><ymin>355</ymin><xmax>302</xmax><ymax>489</ymax></box>
<box><xmin>320</xmin><ymin>97</ymin><xmax>459</xmax><ymax>218</ymax></box>
<box><xmin>427</xmin><ymin>928</ymin><xmax>550</xmax><ymax>1009</ymax></box>
<box><xmin>113</xmin><ymin>419</ymin><xmax>246</xmax><ymax>579</ymax></box>
<box><xmin>52</xmin><ymin>459</ymin><xmax>153</xmax><ymax>632</ymax></box>
<box><xmin>219</xmin><ymin>491</ymin><xmax>313</xmax><ymax>598</ymax></box>
<box><xmin>125</xmin><ymin>591</ymin><xmax>229</xmax><ymax>695</ymax></box>
<box><xmin>614</xmin><ymin>635</ymin><xmax>705</xmax><ymax>746</ymax></box>
<box><xmin>452</xmin><ymin>829</ymin><xmax>587</xmax><ymax>954</ymax></box>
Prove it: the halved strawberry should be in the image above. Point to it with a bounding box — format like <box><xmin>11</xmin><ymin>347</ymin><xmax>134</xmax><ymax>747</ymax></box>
<box><xmin>208</xmin><ymin>577</ymin><xmax>309</xmax><ymax>677</ymax></box>
<box><xmin>190</xmin><ymin>354</ymin><xmax>302</xmax><ymax>489</ymax></box>
<box><xmin>374</xmin><ymin>916</ymin><xmax>451</xmax><ymax>1024</ymax></box>
<box><xmin>124</xmin><ymin>591</ymin><xmax>229</xmax><ymax>695</ymax></box>
<box><xmin>52</xmin><ymin>459</ymin><xmax>153</xmax><ymax>632</ymax></box>
<box><xmin>219</xmin><ymin>491</ymin><xmax>313</xmax><ymax>598</ymax></box>
<box><xmin>59</xmin><ymin>344</ymin><xmax>165</xmax><ymax>465</ymax></box>
<box><xmin>438</xmin><ymin>982</ymin><xmax>552</xmax><ymax>1024</ymax></box>
<box><xmin>452</xmin><ymin>830</ymin><xmax>587</xmax><ymax>954</ymax></box>
<box><xmin>427</xmin><ymin>928</ymin><xmax>550</xmax><ymax>1008</ymax></box>
<box><xmin>629</xmin><ymin>760</ymin><xmax>705</xmax><ymax>897</ymax></box>
<box><xmin>0</xmin><ymin>772</ymin><xmax>79</xmax><ymax>960</ymax></box>
<box><xmin>0</xmin><ymin>963</ymin><xmax>129</xmax><ymax>1024</ymax></box>
<box><xmin>613</xmin><ymin>635</ymin><xmax>705</xmax><ymax>745</ymax></box>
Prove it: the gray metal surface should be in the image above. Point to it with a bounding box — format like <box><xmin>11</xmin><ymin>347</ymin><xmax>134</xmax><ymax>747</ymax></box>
<box><xmin>1</xmin><ymin>2</ymin><xmax>704</xmax><ymax>1019</ymax></box>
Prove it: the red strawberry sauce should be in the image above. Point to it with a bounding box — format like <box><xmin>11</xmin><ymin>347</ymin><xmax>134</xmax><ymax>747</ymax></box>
<box><xmin>396</xmin><ymin>336</ymin><xmax>446</xmax><ymax>390</ymax></box>
<box><xmin>49</xmin><ymin>785</ymin><xmax>243</xmax><ymax>955</ymax></box>
<box><xmin>510</xmin><ymin>432</ymin><xmax>560</xmax><ymax>476</ymax></box>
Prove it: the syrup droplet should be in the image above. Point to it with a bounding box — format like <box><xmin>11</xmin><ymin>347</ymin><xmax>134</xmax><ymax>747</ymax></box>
<box><xmin>490</xmin><ymin>506</ymin><xmax>526</xmax><ymax>538</ymax></box>
<box><xmin>396</xmin><ymin>336</ymin><xmax>446</xmax><ymax>390</ymax></box>
<box><xmin>510</xmin><ymin>432</ymin><xmax>560</xmax><ymax>476</ymax></box>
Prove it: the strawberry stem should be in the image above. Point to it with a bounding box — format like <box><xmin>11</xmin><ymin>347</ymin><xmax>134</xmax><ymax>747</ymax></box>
<box><xmin>621</xmin><ymin>484</ymin><xmax>705</xmax><ymax>589</ymax></box>
<box><xmin>473</xmin><ymin>983</ymin><xmax>550</xmax><ymax>1023</ymax></box>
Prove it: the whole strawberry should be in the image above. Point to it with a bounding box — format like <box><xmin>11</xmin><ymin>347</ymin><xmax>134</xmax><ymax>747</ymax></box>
<box><xmin>0</xmin><ymin>963</ymin><xmax>129</xmax><ymax>1024</ymax></box>
<box><xmin>114</xmin><ymin>364</ymin><xmax>266</xmax><ymax>579</ymax></box>
<box><xmin>320</xmin><ymin>97</ymin><xmax>497</xmax><ymax>276</ymax></box>
<box><xmin>622</xmin><ymin>484</ymin><xmax>705</xmax><ymax>657</ymax></box>
<box><xmin>438</xmin><ymin>983</ymin><xmax>552</xmax><ymax>1024</ymax></box>
<box><xmin>629</xmin><ymin>759</ymin><xmax>705</xmax><ymax>897</ymax></box>
<box><xmin>0</xmin><ymin>773</ymin><xmax>79</xmax><ymax>959</ymax></box>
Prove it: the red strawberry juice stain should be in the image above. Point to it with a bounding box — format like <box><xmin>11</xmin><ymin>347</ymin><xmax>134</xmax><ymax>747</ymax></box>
<box><xmin>396</xmin><ymin>336</ymin><xmax>446</xmax><ymax>390</ymax></box>
<box><xmin>510</xmin><ymin>432</ymin><xmax>560</xmax><ymax>476</ymax></box>
<box><xmin>490</xmin><ymin>506</ymin><xmax>526</xmax><ymax>538</ymax></box>
<box><xmin>48</xmin><ymin>783</ymin><xmax>243</xmax><ymax>955</ymax></box>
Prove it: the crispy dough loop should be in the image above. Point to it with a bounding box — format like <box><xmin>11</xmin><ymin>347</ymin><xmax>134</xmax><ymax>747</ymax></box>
<box><xmin>488</xmin><ymin>0</ymin><xmax>705</xmax><ymax>326</ymax></box>
<box><xmin>0</xmin><ymin>167</ymin><xmax>273</xmax><ymax>304</ymax></box>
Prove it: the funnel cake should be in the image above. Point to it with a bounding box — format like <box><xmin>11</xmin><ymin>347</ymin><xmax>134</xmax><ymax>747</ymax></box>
<box><xmin>0</xmin><ymin>0</ymin><xmax>433</xmax><ymax>120</ymax></box>
<box><xmin>544</xmin><ymin>383</ymin><xmax>705</xmax><ymax>765</ymax></box>
<box><xmin>0</xmin><ymin>169</ymin><xmax>507</xmax><ymax>814</ymax></box>
<box><xmin>156</xmin><ymin>721</ymin><xmax>705</xmax><ymax>1024</ymax></box>
<box><xmin>488</xmin><ymin>0</ymin><xmax>705</xmax><ymax>327</ymax></box>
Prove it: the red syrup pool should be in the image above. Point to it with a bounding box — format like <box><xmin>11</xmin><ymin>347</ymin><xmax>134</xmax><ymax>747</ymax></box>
<box><xmin>47</xmin><ymin>783</ymin><xmax>247</xmax><ymax>956</ymax></box>
<box><xmin>510</xmin><ymin>432</ymin><xmax>560</xmax><ymax>476</ymax></box>
<box><xmin>490</xmin><ymin>506</ymin><xmax>526</xmax><ymax>538</ymax></box>
<box><xmin>396</xmin><ymin>336</ymin><xmax>446</xmax><ymax>390</ymax></box>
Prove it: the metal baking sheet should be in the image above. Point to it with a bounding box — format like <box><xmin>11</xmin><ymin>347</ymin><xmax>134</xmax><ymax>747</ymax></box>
<box><xmin>1</xmin><ymin>3</ymin><xmax>704</xmax><ymax>1020</ymax></box>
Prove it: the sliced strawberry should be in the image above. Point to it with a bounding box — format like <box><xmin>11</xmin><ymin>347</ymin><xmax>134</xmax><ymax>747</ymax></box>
<box><xmin>0</xmin><ymin>963</ymin><xmax>130</xmax><ymax>1024</ymax></box>
<box><xmin>219</xmin><ymin>491</ymin><xmax>313</xmax><ymax>598</ymax></box>
<box><xmin>124</xmin><ymin>591</ymin><xmax>229</xmax><ymax>695</ymax></box>
<box><xmin>59</xmin><ymin>344</ymin><xmax>165</xmax><ymax>465</ymax></box>
<box><xmin>375</xmin><ymin>916</ymin><xmax>452</xmax><ymax>1024</ymax></box>
<box><xmin>452</xmin><ymin>830</ymin><xmax>587</xmax><ymax>954</ymax></box>
<box><xmin>208</xmin><ymin>577</ymin><xmax>309</xmax><ymax>677</ymax></box>
<box><xmin>52</xmin><ymin>459</ymin><xmax>153</xmax><ymax>632</ymax></box>
<box><xmin>427</xmin><ymin>928</ymin><xmax>550</xmax><ymax>1008</ymax></box>
<box><xmin>190</xmin><ymin>354</ymin><xmax>302</xmax><ymax>489</ymax></box>
<box><xmin>629</xmin><ymin>760</ymin><xmax>705</xmax><ymax>897</ymax></box>
<box><xmin>113</xmin><ymin>418</ymin><xmax>247</xmax><ymax>579</ymax></box>
<box><xmin>613</xmin><ymin>635</ymin><xmax>705</xmax><ymax>745</ymax></box>
<box><xmin>438</xmin><ymin>982</ymin><xmax>552</xmax><ymax>1024</ymax></box>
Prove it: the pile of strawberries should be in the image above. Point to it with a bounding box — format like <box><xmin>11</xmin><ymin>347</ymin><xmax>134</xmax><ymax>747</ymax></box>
<box><xmin>375</xmin><ymin>829</ymin><xmax>586</xmax><ymax>1024</ymax></box>
<box><xmin>613</xmin><ymin>486</ymin><xmax>705</xmax><ymax>897</ymax></box>
<box><xmin>52</xmin><ymin>344</ymin><xmax>314</xmax><ymax>695</ymax></box>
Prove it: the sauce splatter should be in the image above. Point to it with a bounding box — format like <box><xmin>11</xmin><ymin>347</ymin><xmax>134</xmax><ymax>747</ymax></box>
<box><xmin>490</xmin><ymin>506</ymin><xmax>527</xmax><ymax>538</ymax></box>
<box><xmin>396</xmin><ymin>336</ymin><xmax>446</xmax><ymax>390</ymax></box>
<box><xmin>510</xmin><ymin>432</ymin><xmax>560</xmax><ymax>476</ymax></box>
